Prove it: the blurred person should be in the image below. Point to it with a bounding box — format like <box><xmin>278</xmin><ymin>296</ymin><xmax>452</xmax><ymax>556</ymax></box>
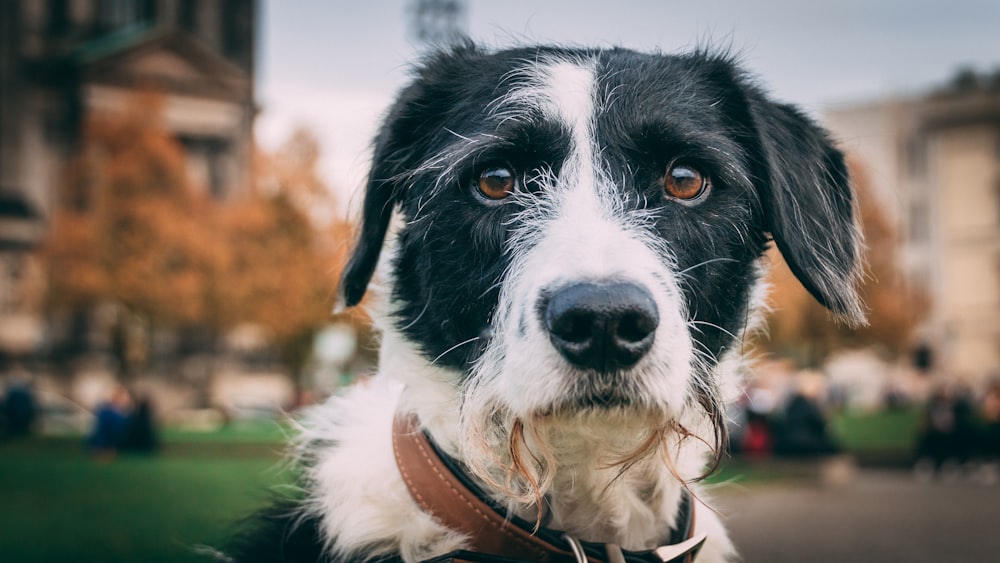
<box><xmin>740</xmin><ymin>386</ymin><xmax>776</xmax><ymax>457</ymax></box>
<box><xmin>119</xmin><ymin>395</ymin><xmax>160</xmax><ymax>454</ymax></box>
<box><xmin>826</xmin><ymin>381</ymin><xmax>850</xmax><ymax>413</ymax></box>
<box><xmin>86</xmin><ymin>384</ymin><xmax>132</xmax><ymax>459</ymax></box>
<box><xmin>774</xmin><ymin>376</ymin><xmax>840</xmax><ymax>456</ymax></box>
<box><xmin>980</xmin><ymin>380</ymin><xmax>1000</xmax><ymax>483</ymax></box>
<box><xmin>915</xmin><ymin>384</ymin><xmax>962</xmax><ymax>477</ymax></box>
<box><xmin>952</xmin><ymin>383</ymin><xmax>977</xmax><ymax>466</ymax></box>
<box><xmin>882</xmin><ymin>379</ymin><xmax>910</xmax><ymax>411</ymax></box>
<box><xmin>2</xmin><ymin>367</ymin><xmax>36</xmax><ymax>438</ymax></box>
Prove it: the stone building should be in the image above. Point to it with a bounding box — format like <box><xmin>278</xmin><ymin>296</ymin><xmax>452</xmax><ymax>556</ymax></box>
<box><xmin>0</xmin><ymin>0</ymin><xmax>256</xmax><ymax>360</ymax></box>
<box><xmin>826</xmin><ymin>70</ymin><xmax>1000</xmax><ymax>384</ymax></box>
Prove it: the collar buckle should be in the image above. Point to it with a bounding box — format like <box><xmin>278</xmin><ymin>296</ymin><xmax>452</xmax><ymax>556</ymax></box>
<box><xmin>652</xmin><ymin>532</ymin><xmax>708</xmax><ymax>563</ymax></box>
<box><xmin>563</xmin><ymin>535</ymin><xmax>589</xmax><ymax>563</ymax></box>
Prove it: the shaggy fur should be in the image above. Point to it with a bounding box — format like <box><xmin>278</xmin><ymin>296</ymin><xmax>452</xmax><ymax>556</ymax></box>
<box><xmin>224</xmin><ymin>43</ymin><xmax>863</xmax><ymax>563</ymax></box>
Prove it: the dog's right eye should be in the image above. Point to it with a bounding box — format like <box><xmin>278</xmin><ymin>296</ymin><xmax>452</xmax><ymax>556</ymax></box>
<box><xmin>476</xmin><ymin>166</ymin><xmax>517</xmax><ymax>202</ymax></box>
<box><xmin>662</xmin><ymin>162</ymin><xmax>711</xmax><ymax>204</ymax></box>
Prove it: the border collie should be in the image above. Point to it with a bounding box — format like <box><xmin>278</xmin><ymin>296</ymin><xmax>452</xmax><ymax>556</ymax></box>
<box><xmin>225</xmin><ymin>43</ymin><xmax>863</xmax><ymax>563</ymax></box>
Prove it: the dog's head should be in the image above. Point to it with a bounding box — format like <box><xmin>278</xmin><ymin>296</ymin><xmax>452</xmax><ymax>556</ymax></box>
<box><xmin>339</xmin><ymin>44</ymin><xmax>862</xmax><ymax>491</ymax></box>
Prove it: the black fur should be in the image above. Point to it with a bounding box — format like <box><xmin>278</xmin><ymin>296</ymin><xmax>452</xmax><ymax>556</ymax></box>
<box><xmin>224</xmin><ymin>500</ymin><xmax>333</xmax><ymax>563</ymax></box>
<box><xmin>223</xmin><ymin>499</ymin><xmax>404</xmax><ymax>563</ymax></box>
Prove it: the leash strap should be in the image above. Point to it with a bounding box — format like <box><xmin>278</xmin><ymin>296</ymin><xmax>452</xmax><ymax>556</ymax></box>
<box><xmin>392</xmin><ymin>413</ymin><xmax>705</xmax><ymax>563</ymax></box>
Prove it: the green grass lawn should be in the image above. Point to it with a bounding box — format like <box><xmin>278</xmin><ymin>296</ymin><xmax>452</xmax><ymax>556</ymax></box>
<box><xmin>160</xmin><ymin>419</ymin><xmax>294</xmax><ymax>444</ymax></box>
<box><xmin>830</xmin><ymin>407</ymin><xmax>921</xmax><ymax>452</ymax></box>
<box><xmin>0</xmin><ymin>428</ymin><xmax>291</xmax><ymax>563</ymax></box>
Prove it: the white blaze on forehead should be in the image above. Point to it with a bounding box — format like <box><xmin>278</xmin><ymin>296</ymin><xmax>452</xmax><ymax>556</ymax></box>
<box><xmin>536</xmin><ymin>60</ymin><xmax>597</xmax><ymax>156</ymax></box>
<box><xmin>529</xmin><ymin>58</ymin><xmax>606</xmax><ymax>218</ymax></box>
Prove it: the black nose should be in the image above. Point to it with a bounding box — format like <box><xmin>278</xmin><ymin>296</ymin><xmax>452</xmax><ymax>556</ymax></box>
<box><xmin>542</xmin><ymin>282</ymin><xmax>659</xmax><ymax>373</ymax></box>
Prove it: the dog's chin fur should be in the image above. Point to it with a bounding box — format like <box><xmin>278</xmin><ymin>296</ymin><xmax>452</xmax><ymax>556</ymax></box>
<box><xmin>296</xmin><ymin>324</ymin><xmax>737</xmax><ymax>562</ymax></box>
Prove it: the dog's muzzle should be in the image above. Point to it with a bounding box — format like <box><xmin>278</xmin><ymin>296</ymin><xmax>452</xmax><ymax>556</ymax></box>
<box><xmin>541</xmin><ymin>281</ymin><xmax>659</xmax><ymax>373</ymax></box>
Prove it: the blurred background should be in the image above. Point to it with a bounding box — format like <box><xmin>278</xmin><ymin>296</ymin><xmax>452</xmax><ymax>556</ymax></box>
<box><xmin>1</xmin><ymin>1</ymin><xmax>999</xmax><ymax>562</ymax></box>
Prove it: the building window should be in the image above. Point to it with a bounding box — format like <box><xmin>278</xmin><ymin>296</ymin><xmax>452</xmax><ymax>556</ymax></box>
<box><xmin>180</xmin><ymin>137</ymin><xmax>229</xmax><ymax>199</ymax></box>
<box><xmin>43</xmin><ymin>111</ymin><xmax>68</xmax><ymax>148</ymax></box>
<box><xmin>179</xmin><ymin>0</ymin><xmax>197</xmax><ymax>33</ymax></box>
<box><xmin>906</xmin><ymin>135</ymin><xmax>927</xmax><ymax>178</ymax></box>
<box><xmin>48</xmin><ymin>0</ymin><xmax>69</xmax><ymax>36</ymax></box>
<box><xmin>0</xmin><ymin>254</ymin><xmax>25</xmax><ymax>315</ymax></box>
<box><xmin>99</xmin><ymin>0</ymin><xmax>156</xmax><ymax>31</ymax></box>
<box><xmin>206</xmin><ymin>143</ymin><xmax>226</xmax><ymax>199</ymax></box>
<box><xmin>910</xmin><ymin>200</ymin><xmax>930</xmax><ymax>243</ymax></box>
<box><xmin>222</xmin><ymin>0</ymin><xmax>252</xmax><ymax>65</ymax></box>
<box><xmin>996</xmin><ymin>180</ymin><xmax>1000</xmax><ymax>228</ymax></box>
<box><xmin>996</xmin><ymin>130</ymin><xmax>1000</xmax><ymax>226</ymax></box>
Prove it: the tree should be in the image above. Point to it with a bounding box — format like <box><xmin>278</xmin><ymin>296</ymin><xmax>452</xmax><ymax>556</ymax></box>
<box><xmin>44</xmin><ymin>95</ymin><xmax>362</xmax><ymax>386</ymax></box>
<box><xmin>759</xmin><ymin>156</ymin><xmax>929</xmax><ymax>367</ymax></box>
<box><xmin>214</xmin><ymin>145</ymin><xmax>360</xmax><ymax>383</ymax></box>
<box><xmin>45</xmin><ymin>93</ymin><xmax>222</xmax><ymax>376</ymax></box>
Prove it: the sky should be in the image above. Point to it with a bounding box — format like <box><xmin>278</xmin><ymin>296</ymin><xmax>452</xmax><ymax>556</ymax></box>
<box><xmin>255</xmin><ymin>0</ymin><xmax>1000</xmax><ymax>208</ymax></box>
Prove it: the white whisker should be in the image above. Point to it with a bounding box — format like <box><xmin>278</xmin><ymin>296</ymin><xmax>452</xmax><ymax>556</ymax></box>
<box><xmin>431</xmin><ymin>336</ymin><xmax>482</xmax><ymax>364</ymax></box>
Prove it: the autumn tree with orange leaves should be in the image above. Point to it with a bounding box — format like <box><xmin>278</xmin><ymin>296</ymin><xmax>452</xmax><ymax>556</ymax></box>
<box><xmin>216</xmin><ymin>131</ymin><xmax>361</xmax><ymax>379</ymax></box>
<box><xmin>44</xmin><ymin>94</ymin><xmax>356</xmax><ymax>381</ymax></box>
<box><xmin>47</xmin><ymin>96</ymin><xmax>222</xmax><ymax>324</ymax></box>
<box><xmin>759</xmin><ymin>156</ymin><xmax>929</xmax><ymax>367</ymax></box>
<box><xmin>45</xmin><ymin>94</ymin><xmax>223</xmax><ymax>376</ymax></box>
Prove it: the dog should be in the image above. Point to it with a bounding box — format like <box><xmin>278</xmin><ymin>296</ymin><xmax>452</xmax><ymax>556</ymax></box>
<box><xmin>224</xmin><ymin>43</ymin><xmax>864</xmax><ymax>563</ymax></box>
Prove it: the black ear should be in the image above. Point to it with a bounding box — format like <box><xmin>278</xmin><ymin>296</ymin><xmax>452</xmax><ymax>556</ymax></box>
<box><xmin>748</xmin><ymin>97</ymin><xmax>866</xmax><ymax>325</ymax></box>
<box><xmin>338</xmin><ymin>167</ymin><xmax>395</xmax><ymax>308</ymax></box>
<box><xmin>338</xmin><ymin>44</ymin><xmax>479</xmax><ymax>308</ymax></box>
<box><xmin>338</xmin><ymin>86</ymin><xmax>421</xmax><ymax>308</ymax></box>
<box><xmin>337</xmin><ymin>85</ymin><xmax>420</xmax><ymax>308</ymax></box>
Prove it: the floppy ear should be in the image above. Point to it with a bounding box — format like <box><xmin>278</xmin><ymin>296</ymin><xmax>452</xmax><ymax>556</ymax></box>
<box><xmin>338</xmin><ymin>43</ymin><xmax>484</xmax><ymax>308</ymax></box>
<box><xmin>337</xmin><ymin>89</ymin><xmax>420</xmax><ymax>308</ymax></box>
<box><xmin>338</xmin><ymin>163</ymin><xmax>396</xmax><ymax>308</ymax></box>
<box><xmin>748</xmin><ymin>98</ymin><xmax>866</xmax><ymax>326</ymax></box>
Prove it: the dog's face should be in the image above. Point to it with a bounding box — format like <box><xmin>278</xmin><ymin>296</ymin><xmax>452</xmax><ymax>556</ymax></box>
<box><xmin>340</xmin><ymin>45</ymin><xmax>862</xmax><ymax>462</ymax></box>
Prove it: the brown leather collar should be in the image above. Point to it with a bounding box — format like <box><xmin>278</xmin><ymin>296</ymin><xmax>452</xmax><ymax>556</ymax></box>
<box><xmin>392</xmin><ymin>413</ymin><xmax>706</xmax><ymax>563</ymax></box>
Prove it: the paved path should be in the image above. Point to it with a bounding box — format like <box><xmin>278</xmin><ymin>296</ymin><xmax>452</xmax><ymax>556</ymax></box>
<box><xmin>715</xmin><ymin>469</ymin><xmax>1000</xmax><ymax>562</ymax></box>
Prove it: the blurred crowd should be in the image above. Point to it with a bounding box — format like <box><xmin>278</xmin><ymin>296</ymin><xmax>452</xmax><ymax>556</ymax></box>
<box><xmin>913</xmin><ymin>381</ymin><xmax>1000</xmax><ymax>481</ymax></box>
<box><xmin>729</xmin><ymin>370</ymin><xmax>1000</xmax><ymax>480</ymax></box>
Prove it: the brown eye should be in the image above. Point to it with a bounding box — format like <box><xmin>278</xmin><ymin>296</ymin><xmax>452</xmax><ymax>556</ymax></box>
<box><xmin>477</xmin><ymin>166</ymin><xmax>516</xmax><ymax>201</ymax></box>
<box><xmin>663</xmin><ymin>163</ymin><xmax>710</xmax><ymax>202</ymax></box>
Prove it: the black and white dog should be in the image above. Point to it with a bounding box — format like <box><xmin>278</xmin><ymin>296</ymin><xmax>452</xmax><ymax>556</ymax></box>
<box><xmin>226</xmin><ymin>43</ymin><xmax>863</xmax><ymax>563</ymax></box>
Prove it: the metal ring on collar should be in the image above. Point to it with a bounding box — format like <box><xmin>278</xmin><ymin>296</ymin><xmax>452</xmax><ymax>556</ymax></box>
<box><xmin>563</xmin><ymin>535</ymin><xmax>588</xmax><ymax>563</ymax></box>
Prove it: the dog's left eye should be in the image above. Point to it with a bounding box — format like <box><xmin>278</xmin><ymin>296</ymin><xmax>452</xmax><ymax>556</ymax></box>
<box><xmin>476</xmin><ymin>166</ymin><xmax>517</xmax><ymax>202</ymax></box>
